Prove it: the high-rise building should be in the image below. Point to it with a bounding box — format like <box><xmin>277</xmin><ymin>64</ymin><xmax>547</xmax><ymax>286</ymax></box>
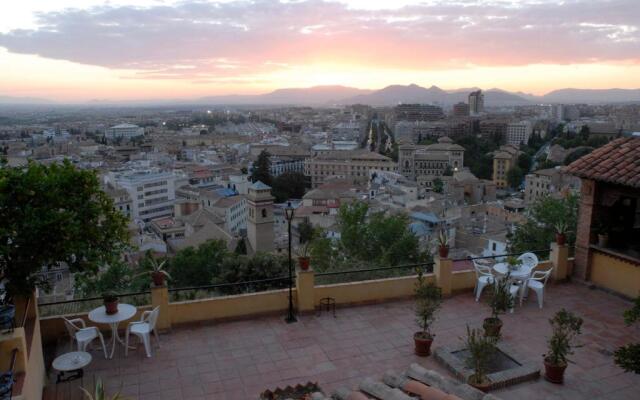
<box><xmin>394</xmin><ymin>104</ymin><xmax>444</xmax><ymax>122</ymax></box>
<box><xmin>107</xmin><ymin>169</ymin><xmax>177</xmax><ymax>222</ymax></box>
<box><xmin>468</xmin><ymin>90</ymin><xmax>485</xmax><ymax>115</ymax></box>
<box><xmin>452</xmin><ymin>102</ymin><xmax>470</xmax><ymax>117</ymax></box>
<box><xmin>506</xmin><ymin>121</ymin><xmax>533</xmax><ymax>146</ymax></box>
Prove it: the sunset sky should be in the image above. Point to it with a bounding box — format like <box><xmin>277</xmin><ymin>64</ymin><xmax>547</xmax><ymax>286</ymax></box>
<box><xmin>1</xmin><ymin>0</ymin><xmax>639</xmax><ymax>102</ymax></box>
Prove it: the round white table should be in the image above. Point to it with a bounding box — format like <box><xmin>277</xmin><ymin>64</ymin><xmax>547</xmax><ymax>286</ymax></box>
<box><xmin>52</xmin><ymin>351</ymin><xmax>91</xmax><ymax>383</ymax></box>
<box><xmin>88</xmin><ymin>303</ymin><xmax>136</xmax><ymax>359</ymax></box>
<box><xmin>493</xmin><ymin>262</ymin><xmax>530</xmax><ymax>280</ymax></box>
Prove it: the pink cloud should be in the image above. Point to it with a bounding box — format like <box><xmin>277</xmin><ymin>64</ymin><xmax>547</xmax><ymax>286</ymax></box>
<box><xmin>0</xmin><ymin>0</ymin><xmax>638</xmax><ymax>80</ymax></box>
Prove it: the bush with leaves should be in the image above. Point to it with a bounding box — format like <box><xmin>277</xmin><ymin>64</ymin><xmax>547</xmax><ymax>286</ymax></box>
<box><xmin>614</xmin><ymin>296</ymin><xmax>640</xmax><ymax>374</ymax></box>
<box><xmin>414</xmin><ymin>268</ymin><xmax>442</xmax><ymax>339</ymax></box>
<box><xmin>465</xmin><ymin>326</ymin><xmax>497</xmax><ymax>385</ymax></box>
<box><xmin>545</xmin><ymin>309</ymin><xmax>583</xmax><ymax>366</ymax></box>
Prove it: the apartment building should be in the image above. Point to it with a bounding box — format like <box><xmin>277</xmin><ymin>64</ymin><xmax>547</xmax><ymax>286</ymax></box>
<box><xmin>107</xmin><ymin>169</ymin><xmax>177</xmax><ymax>222</ymax></box>
<box><xmin>394</xmin><ymin>103</ymin><xmax>444</xmax><ymax>122</ymax></box>
<box><xmin>104</xmin><ymin>123</ymin><xmax>144</xmax><ymax>140</ymax></box>
<box><xmin>492</xmin><ymin>144</ymin><xmax>519</xmax><ymax>189</ymax></box>
<box><xmin>524</xmin><ymin>167</ymin><xmax>581</xmax><ymax>204</ymax></box>
<box><xmin>304</xmin><ymin>150</ymin><xmax>396</xmax><ymax>188</ymax></box>
<box><xmin>506</xmin><ymin>121</ymin><xmax>533</xmax><ymax>146</ymax></box>
<box><xmin>469</xmin><ymin>90</ymin><xmax>485</xmax><ymax>115</ymax></box>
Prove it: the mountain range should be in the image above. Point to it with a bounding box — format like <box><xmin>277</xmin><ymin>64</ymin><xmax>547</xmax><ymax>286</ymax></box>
<box><xmin>2</xmin><ymin>85</ymin><xmax>640</xmax><ymax>106</ymax></box>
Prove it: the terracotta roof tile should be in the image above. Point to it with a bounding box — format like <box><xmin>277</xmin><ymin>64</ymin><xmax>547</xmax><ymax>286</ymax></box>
<box><xmin>565</xmin><ymin>137</ymin><xmax>640</xmax><ymax>188</ymax></box>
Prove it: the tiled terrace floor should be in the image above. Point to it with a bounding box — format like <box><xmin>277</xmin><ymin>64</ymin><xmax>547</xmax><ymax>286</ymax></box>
<box><xmin>45</xmin><ymin>282</ymin><xmax>640</xmax><ymax>400</ymax></box>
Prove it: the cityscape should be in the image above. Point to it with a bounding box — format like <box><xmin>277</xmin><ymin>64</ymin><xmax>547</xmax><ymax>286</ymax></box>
<box><xmin>0</xmin><ymin>1</ymin><xmax>639</xmax><ymax>400</ymax></box>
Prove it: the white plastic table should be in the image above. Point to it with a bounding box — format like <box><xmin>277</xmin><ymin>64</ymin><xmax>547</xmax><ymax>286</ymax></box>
<box><xmin>88</xmin><ymin>303</ymin><xmax>136</xmax><ymax>359</ymax></box>
<box><xmin>52</xmin><ymin>351</ymin><xmax>91</xmax><ymax>382</ymax></box>
<box><xmin>493</xmin><ymin>262</ymin><xmax>530</xmax><ymax>280</ymax></box>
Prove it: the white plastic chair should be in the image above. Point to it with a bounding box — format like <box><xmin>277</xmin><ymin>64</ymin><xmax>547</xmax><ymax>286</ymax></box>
<box><xmin>125</xmin><ymin>306</ymin><xmax>160</xmax><ymax>358</ymax></box>
<box><xmin>63</xmin><ymin>317</ymin><xmax>107</xmax><ymax>359</ymax></box>
<box><xmin>517</xmin><ymin>252</ymin><xmax>539</xmax><ymax>274</ymax></box>
<box><xmin>473</xmin><ymin>259</ymin><xmax>495</xmax><ymax>302</ymax></box>
<box><xmin>523</xmin><ymin>268</ymin><xmax>553</xmax><ymax>308</ymax></box>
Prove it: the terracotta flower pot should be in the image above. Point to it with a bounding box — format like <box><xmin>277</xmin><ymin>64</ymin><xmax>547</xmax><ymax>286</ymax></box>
<box><xmin>151</xmin><ymin>271</ymin><xmax>165</xmax><ymax>286</ymax></box>
<box><xmin>104</xmin><ymin>299</ymin><xmax>118</xmax><ymax>315</ymax></box>
<box><xmin>468</xmin><ymin>375</ymin><xmax>491</xmax><ymax>392</ymax></box>
<box><xmin>438</xmin><ymin>245</ymin><xmax>449</xmax><ymax>258</ymax></box>
<box><xmin>597</xmin><ymin>234</ymin><xmax>609</xmax><ymax>247</ymax></box>
<box><xmin>413</xmin><ymin>332</ymin><xmax>433</xmax><ymax>356</ymax></box>
<box><xmin>298</xmin><ymin>256</ymin><xmax>311</xmax><ymax>270</ymax></box>
<box><xmin>544</xmin><ymin>358</ymin><xmax>567</xmax><ymax>384</ymax></box>
<box><xmin>483</xmin><ymin>317</ymin><xmax>503</xmax><ymax>338</ymax></box>
<box><xmin>555</xmin><ymin>233</ymin><xmax>566</xmax><ymax>246</ymax></box>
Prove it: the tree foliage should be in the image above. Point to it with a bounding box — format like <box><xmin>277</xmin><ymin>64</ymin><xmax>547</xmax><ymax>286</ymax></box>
<box><xmin>0</xmin><ymin>161</ymin><xmax>128</xmax><ymax>297</ymax></box>
<box><xmin>250</xmin><ymin>150</ymin><xmax>272</xmax><ymax>185</ymax></box>
<box><xmin>271</xmin><ymin>172</ymin><xmax>306</xmax><ymax>203</ymax></box>
<box><xmin>432</xmin><ymin>178</ymin><xmax>444</xmax><ymax>194</ymax></box>
<box><xmin>166</xmin><ymin>240</ymin><xmax>228</xmax><ymax>288</ymax></box>
<box><xmin>213</xmin><ymin>252</ymin><xmax>288</xmax><ymax>294</ymax></box>
<box><xmin>517</xmin><ymin>153</ymin><xmax>533</xmax><ymax>173</ymax></box>
<box><xmin>455</xmin><ymin>134</ymin><xmax>503</xmax><ymax>180</ymax></box>
<box><xmin>506</xmin><ymin>166</ymin><xmax>524</xmax><ymax>189</ymax></box>
<box><xmin>509</xmin><ymin>194</ymin><xmax>579</xmax><ymax>255</ymax></box>
<box><xmin>614</xmin><ymin>296</ymin><xmax>640</xmax><ymax>374</ymax></box>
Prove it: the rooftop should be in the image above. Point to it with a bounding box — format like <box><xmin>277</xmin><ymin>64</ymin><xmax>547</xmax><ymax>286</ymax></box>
<box><xmin>43</xmin><ymin>282</ymin><xmax>639</xmax><ymax>400</ymax></box>
<box><xmin>566</xmin><ymin>137</ymin><xmax>640</xmax><ymax>188</ymax></box>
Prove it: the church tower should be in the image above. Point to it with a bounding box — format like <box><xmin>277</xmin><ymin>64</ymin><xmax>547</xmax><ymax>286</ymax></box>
<box><xmin>246</xmin><ymin>181</ymin><xmax>275</xmax><ymax>254</ymax></box>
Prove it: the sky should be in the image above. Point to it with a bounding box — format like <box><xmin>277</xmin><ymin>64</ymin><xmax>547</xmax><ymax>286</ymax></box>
<box><xmin>1</xmin><ymin>0</ymin><xmax>639</xmax><ymax>102</ymax></box>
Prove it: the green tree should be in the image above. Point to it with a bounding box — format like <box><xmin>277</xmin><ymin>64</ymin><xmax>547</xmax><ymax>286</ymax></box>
<box><xmin>614</xmin><ymin>296</ymin><xmax>640</xmax><ymax>374</ymax></box>
<box><xmin>271</xmin><ymin>172</ymin><xmax>306</xmax><ymax>203</ymax></box>
<box><xmin>506</xmin><ymin>166</ymin><xmax>524</xmax><ymax>189</ymax></box>
<box><xmin>250</xmin><ymin>150</ymin><xmax>272</xmax><ymax>185</ymax></box>
<box><xmin>0</xmin><ymin>161</ymin><xmax>128</xmax><ymax>297</ymax></box>
<box><xmin>517</xmin><ymin>153</ymin><xmax>533</xmax><ymax>173</ymax></box>
<box><xmin>75</xmin><ymin>261</ymin><xmax>136</xmax><ymax>297</ymax></box>
<box><xmin>297</xmin><ymin>220</ymin><xmax>314</xmax><ymax>244</ymax></box>
<box><xmin>234</xmin><ymin>238</ymin><xmax>247</xmax><ymax>255</ymax></box>
<box><xmin>564</xmin><ymin>147</ymin><xmax>593</xmax><ymax>165</ymax></box>
<box><xmin>432</xmin><ymin>178</ymin><xmax>444</xmax><ymax>194</ymax></box>
<box><xmin>167</xmin><ymin>240</ymin><xmax>228</xmax><ymax>288</ymax></box>
<box><xmin>509</xmin><ymin>194</ymin><xmax>579</xmax><ymax>255</ymax></box>
<box><xmin>214</xmin><ymin>252</ymin><xmax>288</xmax><ymax>294</ymax></box>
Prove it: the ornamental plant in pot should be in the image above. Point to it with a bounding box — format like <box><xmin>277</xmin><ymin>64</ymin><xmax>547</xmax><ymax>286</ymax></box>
<box><xmin>544</xmin><ymin>309</ymin><xmax>583</xmax><ymax>384</ymax></box>
<box><xmin>413</xmin><ymin>268</ymin><xmax>442</xmax><ymax>356</ymax></box>
<box><xmin>554</xmin><ymin>221</ymin><xmax>568</xmax><ymax>246</ymax></box>
<box><xmin>102</xmin><ymin>292</ymin><xmax>119</xmax><ymax>315</ymax></box>
<box><xmin>296</xmin><ymin>241</ymin><xmax>311</xmax><ymax>271</ymax></box>
<box><xmin>136</xmin><ymin>254</ymin><xmax>171</xmax><ymax>286</ymax></box>
<box><xmin>436</xmin><ymin>230</ymin><xmax>449</xmax><ymax>258</ymax></box>
<box><xmin>465</xmin><ymin>325</ymin><xmax>497</xmax><ymax>392</ymax></box>
<box><xmin>483</xmin><ymin>275</ymin><xmax>514</xmax><ymax>339</ymax></box>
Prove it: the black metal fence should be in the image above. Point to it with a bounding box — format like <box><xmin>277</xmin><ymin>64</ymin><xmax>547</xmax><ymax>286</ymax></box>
<box><xmin>38</xmin><ymin>291</ymin><xmax>151</xmax><ymax>317</ymax></box>
<box><xmin>314</xmin><ymin>261</ymin><xmax>434</xmax><ymax>285</ymax></box>
<box><xmin>450</xmin><ymin>249</ymin><xmax>550</xmax><ymax>263</ymax></box>
<box><xmin>167</xmin><ymin>276</ymin><xmax>291</xmax><ymax>302</ymax></box>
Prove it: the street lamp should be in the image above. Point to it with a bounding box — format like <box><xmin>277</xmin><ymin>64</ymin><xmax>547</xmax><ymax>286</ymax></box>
<box><xmin>284</xmin><ymin>202</ymin><xmax>297</xmax><ymax>323</ymax></box>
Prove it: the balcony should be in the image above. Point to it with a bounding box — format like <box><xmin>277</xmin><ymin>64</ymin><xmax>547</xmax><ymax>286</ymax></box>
<box><xmin>34</xmin><ymin>246</ymin><xmax>640</xmax><ymax>400</ymax></box>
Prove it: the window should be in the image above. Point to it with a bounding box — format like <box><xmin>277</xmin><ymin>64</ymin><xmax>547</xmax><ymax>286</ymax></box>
<box><xmin>261</xmin><ymin>209</ymin><xmax>267</xmax><ymax>218</ymax></box>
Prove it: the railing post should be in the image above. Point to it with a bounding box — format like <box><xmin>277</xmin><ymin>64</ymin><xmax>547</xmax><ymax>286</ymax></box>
<box><xmin>151</xmin><ymin>283</ymin><xmax>171</xmax><ymax>331</ymax></box>
<box><xmin>434</xmin><ymin>256</ymin><xmax>453</xmax><ymax>296</ymax></box>
<box><xmin>295</xmin><ymin>267</ymin><xmax>315</xmax><ymax>314</ymax></box>
<box><xmin>550</xmin><ymin>242</ymin><xmax>569</xmax><ymax>282</ymax></box>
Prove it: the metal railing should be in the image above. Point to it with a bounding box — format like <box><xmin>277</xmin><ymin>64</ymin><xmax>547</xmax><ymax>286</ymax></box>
<box><xmin>314</xmin><ymin>261</ymin><xmax>434</xmax><ymax>285</ymax></box>
<box><xmin>168</xmin><ymin>276</ymin><xmax>291</xmax><ymax>302</ymax></box>
<box><xmin>38</xmin><ymin>291</ymin><xmax>151</xmax><ymax>317</ymax></box>
<box><xmin>450</xmin><ymin>249</ymin><xmax>550</xmax><ymax>263</ymax></box>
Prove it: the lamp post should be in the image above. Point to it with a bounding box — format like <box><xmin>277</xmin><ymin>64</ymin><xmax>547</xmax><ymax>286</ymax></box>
<box><xmin>284</xmin><ymin>202</ymin><xmax>297</xmax><ymax>323</ymax></box>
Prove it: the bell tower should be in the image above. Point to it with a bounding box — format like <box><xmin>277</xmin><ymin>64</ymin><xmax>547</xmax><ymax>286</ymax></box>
<box><xmin>247</xmin><ymin>181</ymin><xmax>275</xmax><ymax>254</ymax></box>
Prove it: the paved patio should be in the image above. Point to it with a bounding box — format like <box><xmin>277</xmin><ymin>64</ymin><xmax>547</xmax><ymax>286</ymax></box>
<box><xmin>44</xmin><ymin>282</ymin><xmax>640</xmax><ymax>400</ymax></box>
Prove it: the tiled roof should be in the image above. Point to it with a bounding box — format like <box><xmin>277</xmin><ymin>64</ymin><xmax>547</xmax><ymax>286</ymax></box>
<box><xmin>565</xmin><ymin>137</ymin><xmax>640</xmax><ymax>188</ymax></box>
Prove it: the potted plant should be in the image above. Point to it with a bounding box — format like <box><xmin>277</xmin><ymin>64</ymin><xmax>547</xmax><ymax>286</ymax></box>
<box><xmin>554</xmin><ymin>221</ymin><xmax>568</xmax><ymax>246</ymax></box>
<box><xmin>544</xmin><ymin>309</ymin><xmax>583</xmax><ymax>384</ymax></box>
<box><xmin>483</xmin><ymin>276</ymin><xmax>514</xmax><ymax>338</ymax></box>
<box><xmin>81</xmin><ymin>379</ymin><xmax>126</xmax><ymax>400</ymax></box>
<box><xmin>465</xmin><ymin>326</ymin><xmax>497</xmax><ymax>392</ymax></box>
<box><xmin>136</xmin><ymin>255</ymin><xmax>171</xmax><ymax>286</ymax></box>
<box><xmin>413</xmin><ymin>268</ymin><xmax>442</xmax><ymax>356</ymax></box>
<box><xmin>506</xmin><ymin>256</ymin><xmax>520</xmax><ymax>272</ymax></box>
<box><xmin>436</xmin><ymin>230</ymin><xmax>449</xmax><ymax>258</ymax></box>
<box><xmin>592</xmin><ymin>221</ymin><xmax>609</xmax><ymax>247</ymax></box>
<box><xmin>296</xmin><ymin>241</ymin><xmax>311</xmax><ymax>271</ymax></box>
<box><xmin>102</xmin><ymin>292</ymin><xmax>119</xmax><ymax>315</ymax></box>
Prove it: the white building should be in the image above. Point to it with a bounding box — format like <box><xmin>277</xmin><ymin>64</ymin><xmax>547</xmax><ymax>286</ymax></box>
<box><xmin>506</xmin><ymin>121</ymin><xmax>532</xmax><ymax>146</ymax></box>
<box><xmin>107</xmin><ymin>169</ymin><xmax>176</xmax><ymax>223</ymax></box>
<box><xmin>105</xmin><ymin>123</ymin><xmax>145</xmax><ymax>140</ymax></box>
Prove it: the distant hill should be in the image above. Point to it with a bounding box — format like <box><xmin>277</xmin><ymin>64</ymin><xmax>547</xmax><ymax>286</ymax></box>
<box><xmin>198</xmin><ymin>85</ymin><xmax>372</xmax><ymax>105</ymax></box>
<box><xmin>0</xmin><ymin>95</ymin><xmax>54</xmax><ymax>105</ymax></box>
<box><xmin>540</xmin><ymin>88</ymin><xmax>640</xmax><ymax>104</ymax></box>
<box><xmin>341</xmin><ymin>84</ymin><xmax>532</xmax><ymax>107</ymax></box>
